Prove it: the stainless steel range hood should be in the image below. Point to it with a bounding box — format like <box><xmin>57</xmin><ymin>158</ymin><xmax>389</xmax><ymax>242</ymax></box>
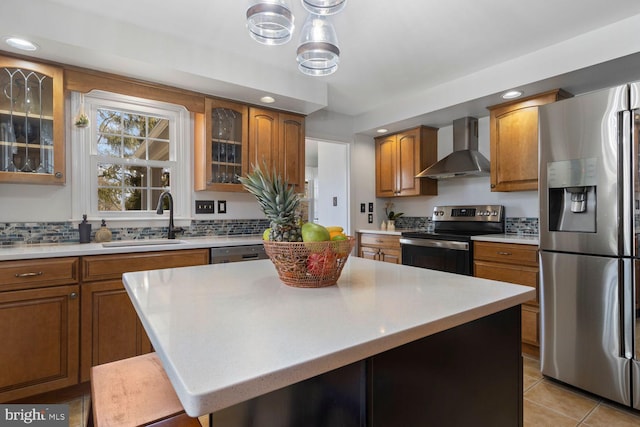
<box><xmin>416</xmin><ymin>117</ymin><xmax>490</xmax><ymax>179</ymax></box>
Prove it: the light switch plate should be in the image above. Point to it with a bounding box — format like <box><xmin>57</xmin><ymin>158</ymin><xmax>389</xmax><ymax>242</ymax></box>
<box><xmin>195</xmin><ymin>200</ymin><xmax>214</xmax><ymax>214</ymax></box>
<box><xmin>217</xmin><ymin>200</ymin><xmax>227</xmax><ymax>214</ymax></box>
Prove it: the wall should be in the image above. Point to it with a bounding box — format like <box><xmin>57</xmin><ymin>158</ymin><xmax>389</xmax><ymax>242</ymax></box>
<box><xmin>316</xmin><ymin>141</ymin><xmax>349</xmax><ymax>230</ymax></box>
<box><xmin>0</xmin><ymin>96</ymin><xmax>537</xmax><ymax>237</ymax></box>
<box><xmin>368</xmin><ymin>116</ymin><xmax>539</xmax><ymax>225</ymax></box>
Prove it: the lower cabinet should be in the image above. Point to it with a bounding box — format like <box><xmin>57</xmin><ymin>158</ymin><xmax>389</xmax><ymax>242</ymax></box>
<box><xmin>473</xmin><ymin>241</ymin><xmax>539</xmax><ymax>357</ymax></box>
<box><xmin>80</xmin><ymin>249</ymin><xmax>209</xmax><ymax>381</ymax></box>
<box><xmin>0</xmin><ymin>248</ymin><xmax>209</xmax><ymax>401</ymax></box>
<box><xmin>358</xmin><ymin>233</ymin><xmax>401</xmax><ymax>264</ymax></box>
<box><xmin>80</xmin><ymin>280</ymin><xmax>152</xmax><ymax>382</ymax></box>
<box><xmin>0</xmin><ymin>257</ymin><xmax>80</xmax><ymax>402</ymax></box>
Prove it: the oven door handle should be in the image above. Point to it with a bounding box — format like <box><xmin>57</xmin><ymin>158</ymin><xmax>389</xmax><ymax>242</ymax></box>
<box><xmin>399</xmin><ymin>238</ymin><xmax>469</xmax><ymax>251</ymax></box>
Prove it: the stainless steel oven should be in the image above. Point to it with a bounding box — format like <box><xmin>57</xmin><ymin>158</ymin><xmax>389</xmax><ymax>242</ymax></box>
<box><xmin>400</xmin><ymin>205</ymin><xmax>505</xmax><ymax>275</ymax></box>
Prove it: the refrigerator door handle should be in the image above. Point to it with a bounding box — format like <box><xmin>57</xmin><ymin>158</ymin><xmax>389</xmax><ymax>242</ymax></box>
<box><xmin>622</xmin><ymin>259</ymin><xmax>634</xmax><ymax>359</ymax></box>
<box><xmin>621</xmin><ymin>110</ymin><xmax>634</xmax><ymax>258</ymax></box>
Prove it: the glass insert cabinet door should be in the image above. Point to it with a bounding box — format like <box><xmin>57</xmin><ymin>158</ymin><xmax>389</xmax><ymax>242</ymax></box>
<box><xmin>0</xmin><ymin>55</ymin><xmax>64</xmax><ymax>184</ymax></box>
<box><xmin>195</xmin><ymin>98</ymin><xmax>248</xmax><ymax>191</ymax></box>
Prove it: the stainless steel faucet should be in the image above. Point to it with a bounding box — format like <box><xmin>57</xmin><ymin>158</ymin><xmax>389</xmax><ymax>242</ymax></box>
<box><xmin>156</xmin><ymin>191</ymin><xmax>183</xmax><ymax>239</ymax></box>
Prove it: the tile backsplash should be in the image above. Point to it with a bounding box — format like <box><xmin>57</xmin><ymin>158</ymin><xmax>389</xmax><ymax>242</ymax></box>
<box><xmin>0</xmin><ymin>219</ymin><xmax>270</xmax><ymax>246</ymax></box>
<box><xmin>1</xmin><ymin>217</ymin><xmax>539</xmax><ymax>246</ymax></box>
<box><xmin>395</xmin><ymin>216</ymin><xmax>538</xmax><ymax>235</ymax></box>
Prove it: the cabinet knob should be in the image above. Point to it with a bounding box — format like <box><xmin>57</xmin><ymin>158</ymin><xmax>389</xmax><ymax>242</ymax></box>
<box><xmin>55</xmin><ymin>172</ymin><xmax>63</xmax><ymax>179</ymax></box>
<box><xmin>70</xmin><ymin>292</ymin><xmax>78</xmax><ymax>299</ymax></box>
<box><xmin>15</xmin><ymin>271</ymin><xmax>43</xmax><ymax>278</ymax></box>
<box><xmin>497</xmin><ymin>251</ymin><xmax>512</xmax><ymax>256</ymax></box>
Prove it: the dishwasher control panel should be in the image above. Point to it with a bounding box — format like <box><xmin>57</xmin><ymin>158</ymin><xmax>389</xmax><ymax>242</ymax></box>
<box><xmin>210</xmin><ymin>245</ymin><xmax>268</xmax><ymax>264</ymax></box>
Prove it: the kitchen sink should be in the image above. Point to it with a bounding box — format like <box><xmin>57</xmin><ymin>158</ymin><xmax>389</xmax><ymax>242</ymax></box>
<box><xmin>102</xmin><ymin>239</ymin><xmax>187</xmax><ymax>248</ymax></box>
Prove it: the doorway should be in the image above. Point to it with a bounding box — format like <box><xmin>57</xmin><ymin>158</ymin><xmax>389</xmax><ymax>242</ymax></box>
<box><xmin>305</xmin><ymin>138</ymin><xmax>350</xmax><ymax>233</ymax></box>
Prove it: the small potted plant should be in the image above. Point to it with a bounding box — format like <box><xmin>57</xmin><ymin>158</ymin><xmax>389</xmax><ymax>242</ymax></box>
<box><xmin>384</xmin><ymin>202</ymin><xmax>403</xmax><ymax>231</ymax></box>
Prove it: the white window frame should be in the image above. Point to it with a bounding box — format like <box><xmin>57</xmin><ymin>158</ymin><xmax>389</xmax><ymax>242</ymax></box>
<box><xmin>70</xmin><ymin>90</ymin><xmax>191</xmax><ymax>226</ymax></box>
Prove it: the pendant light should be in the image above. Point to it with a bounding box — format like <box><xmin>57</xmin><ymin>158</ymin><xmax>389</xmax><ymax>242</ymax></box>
<box><xmin>301</xmin><ymin>0</ymin><xmax>347</xmax><ymax>15</ymax></box>
<box><xmin>246</xmin><ymin>0</ymin><xmax>295</xmax><ymax>45</ymax></box>
<box><xmin>296</xmin><ymin>14</ymin><xmax>340</xmax><ymax>76</ymax></box>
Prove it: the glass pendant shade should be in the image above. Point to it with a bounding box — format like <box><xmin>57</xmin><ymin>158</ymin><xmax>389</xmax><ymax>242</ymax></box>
<box><xmin>301</xmin><ymin>0</ymin><xmax>347</xmax><ymax>15</ymax></box>
<box><xmin>296</xmin><ymin>14</ymin><xmax>340</xmax><ymax>76</ymax></box>
<box><xmin>246</xmin><ymin>0</ymin><xmax>294</xmax><ymax>45</ymax></box>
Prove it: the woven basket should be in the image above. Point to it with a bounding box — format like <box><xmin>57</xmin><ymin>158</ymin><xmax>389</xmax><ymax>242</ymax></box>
<box><xmin>263</xmin><ymin>237</ymin><xmax>355</xmax><ymax>288</ymax></box>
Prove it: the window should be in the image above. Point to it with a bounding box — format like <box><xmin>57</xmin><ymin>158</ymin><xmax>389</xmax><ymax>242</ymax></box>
<box><xmin>71</xmin><ymin>91</ymin><xmax>190</xmax><ymax>223</ymax></box>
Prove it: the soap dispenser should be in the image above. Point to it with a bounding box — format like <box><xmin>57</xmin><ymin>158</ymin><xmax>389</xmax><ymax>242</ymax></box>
<box><xmin>79</xmin><ymin>214</ymin><xmax>91</xmax><ymax>243</ymax></box>
<box><xmin>95</xmin><ymin>219</ymin><xmax>113</xmax><ymax>243</ymax></box>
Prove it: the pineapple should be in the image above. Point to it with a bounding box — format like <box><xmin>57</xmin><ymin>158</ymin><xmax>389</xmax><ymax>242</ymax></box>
<box><xmin>239</xmin><ymin>165</ymin><xmax>303</xmax><ymax>242</ymax></box>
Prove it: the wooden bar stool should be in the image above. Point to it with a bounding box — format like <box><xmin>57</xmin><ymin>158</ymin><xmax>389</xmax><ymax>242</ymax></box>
<box><xmin>89</xmin><ymin>352</ymin><xmax>201</xmax><ymax>427</ymax></box>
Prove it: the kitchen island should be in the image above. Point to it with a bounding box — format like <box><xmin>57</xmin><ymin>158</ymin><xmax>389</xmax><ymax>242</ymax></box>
<box><xmin>123</xmin><ymin>257</ymin><xmax>534</xmax><ymax>426</ymax></box>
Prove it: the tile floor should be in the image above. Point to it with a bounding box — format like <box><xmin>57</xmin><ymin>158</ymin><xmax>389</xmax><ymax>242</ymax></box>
<box><xmin>51</xmin><ymin>356</ymin><xmax>640</xmax><ymax>426</ymax></box>
<box><xmin>523</xmin><ymin>356</ymin><xmax>640</xmax><ymax>426</ymax></box>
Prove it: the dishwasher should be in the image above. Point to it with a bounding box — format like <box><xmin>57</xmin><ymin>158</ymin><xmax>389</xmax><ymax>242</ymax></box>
<box><xmin>210</xmin><ymin>244</ymin><xmax>268</xmax><ymax>264</ymax></box>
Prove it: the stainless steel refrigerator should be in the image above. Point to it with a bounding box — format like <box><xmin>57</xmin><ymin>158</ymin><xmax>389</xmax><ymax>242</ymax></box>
<box><xmin>539</xmin><ymin>82</ymin><xmax>640</xmax><ymax>408</ymax></box>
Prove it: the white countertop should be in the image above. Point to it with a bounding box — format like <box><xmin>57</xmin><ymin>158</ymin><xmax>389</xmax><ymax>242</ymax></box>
<box><xmin>0</xmin><ymin>236</ymin><xmax>263</xmax><ymax>261</ymax></box>
<box><xmin>356</xmin><ymin>229</ymin><xmax>415</xmax><ymax>235</ymax></box>
<box><xmin>358</xmin><ymin>230</ymin><xmax>540</xmax><ymax>246</ymax></box>
<box><xmin>472</xmin><ymin>234</ymin><xmax>539</xmax><ymax>245</ymax></box>
<box><xmin>123</xmin><ymin>257</ymin><xmax>535</xmax><ymax>417</ymax></box>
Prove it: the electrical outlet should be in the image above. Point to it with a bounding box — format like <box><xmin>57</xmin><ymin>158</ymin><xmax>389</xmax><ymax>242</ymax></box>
<box><xmin>195</xmin><ymin>200</ymin><xmax>214</xmax><ymax>214</ymax></box>
<box><xmin>217</xmin><ymin>200</ymin><xmax>227</xmax><ymax>214</ymax></box>
<box><xmin>368</xmin><ymin>214</ymin><xmax>373</xmax><ymax>223</ymax></box>
<box><xmin>360</xmin><ymin>203</ymin><xmax>366</xmax><ymax>213</ymax></box>
<box><xmin>368</xmin><ymin>202</ymin><xmax>374</xmax><ymax>213</ymax></box>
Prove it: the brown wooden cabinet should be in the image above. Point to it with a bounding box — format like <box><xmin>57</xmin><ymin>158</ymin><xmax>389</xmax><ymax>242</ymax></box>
<box><xmin>473</xmin><ymin>241</ymin><xmax>539</xmax><ymax>356</ymax></box>
<box><xmin>195</xmin><ymin>98</ymin><xmax>249</xmax><ymax>192</ymax></box>
<box><xmin>358</xmin><ymin>232</ymin><xmax>402</xmax><ymax>264</ymax></box>
<box><xmin>0</xmin><ymin>258</ymin><xmax>79</xmax><ymax>402</ymax></box>
<box><xmin>195</xmin><ymin>103</ymin><xmax>305</xmax><ymax>192</ymax></box>
<box><xmin>248</xmin><ymin>107</ymin><xmax>305</xmax><ymax>190</ymax></box>
<box><xmin>80</xmin><ymin>248</ymin><xmax>209</xmax><ymax>381</ymax></box>
<box><xmin>375</xmin><ymin>126</ymin><xmax>437</xmax><ymax>197</ymax></box>
<box><xmin>487</xmin><ymin>90</ymin><xmax>571</xmax><ymax>192</ymax></box>
<box><xmin>0</xmin><ymin>55</ymin><xmax>65</xmax><ymax>185</ymax></box>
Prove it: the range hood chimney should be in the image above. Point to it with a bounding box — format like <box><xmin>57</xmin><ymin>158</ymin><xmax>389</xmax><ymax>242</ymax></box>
<box><xmin>416</xmin><ymin>117</ymin><xmax>490</xmax><ymax>179</ymax></box>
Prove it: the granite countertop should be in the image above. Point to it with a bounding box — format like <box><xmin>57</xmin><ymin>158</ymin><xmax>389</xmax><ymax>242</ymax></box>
<box><xmin>0</xmin><ymin>235</ymin><xmax>264</xmax><ymax>261</ymax></box>
<box><xmin>123</xmin><ymin>257</ymin><xmax>535</xmax><ymax>417</ymax></box>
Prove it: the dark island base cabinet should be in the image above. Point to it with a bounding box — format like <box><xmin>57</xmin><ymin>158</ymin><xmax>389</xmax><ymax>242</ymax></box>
<box><xmin>211</xmin><ymin>306</ymin><xmax>522</xmax><ymax>427</ymax></box>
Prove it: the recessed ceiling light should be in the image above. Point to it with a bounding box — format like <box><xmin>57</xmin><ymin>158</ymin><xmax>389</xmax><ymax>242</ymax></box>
<box><xmin>501</xmin><ymin>90</ymin><xmax>523</xmax><ymax>100</ymax></box>
<box><xmin>376</xmin><ymin>128</ymin><xmax>388</xmax><ymax>134</ymax></box>
<box><xmin>5</xmin><ymin>37</ymin><xmax>38</xmax><ymax>51</ymax></box>
<box><xmin>260</xmin><ymin>96</ymin><xmax>275</xmax><ymax>104</ymax></box>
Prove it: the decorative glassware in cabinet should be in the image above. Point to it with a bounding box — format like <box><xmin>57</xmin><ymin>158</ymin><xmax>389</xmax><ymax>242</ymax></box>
<box><xmin>198</xmin><ymin>98</ymin><xmax>248</xmax><ymax>191</ymax></box>
<box><xmin>0</xmin><ymin>56</ymin><xmax>64</xmax><ymax>184</ymax></box>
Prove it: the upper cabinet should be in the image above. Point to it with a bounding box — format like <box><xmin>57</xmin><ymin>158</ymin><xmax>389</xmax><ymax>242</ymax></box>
<box><xmin>195</xmin><ymin>103</ymin><xmax>305</xmax><ymax>192</ymax></box>
<box><xmin>488</xmin><ymin>89</ymin><xmax>571</xmax><ymax>192</ymax></box>
<box><xmin>0</xmin><ymin>55</ymin><xmax>64</xmax><ymax>185</ymax></box>
<box><xmin>195</xmin><ymin>98</ymin><xmax>249</xmax><ymax>192</ymax></box>
<box><xmin>375</xmin><ymin>126</ymin><xmax>438</xmax><ymax>197</ymax></box>
<box><xmin>248</xmin><ymin>107</ymin><xmax>305</xmax><ymax>190</ymax></box>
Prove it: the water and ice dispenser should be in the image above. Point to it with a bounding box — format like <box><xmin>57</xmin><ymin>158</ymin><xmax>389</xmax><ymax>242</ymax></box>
<box><xmin>547</xmin><ymin>158</ymin><xmax>597</xmax><ymax>233</ymax></box>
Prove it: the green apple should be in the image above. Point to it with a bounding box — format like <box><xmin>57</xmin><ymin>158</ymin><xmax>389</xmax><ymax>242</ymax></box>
<box><xmin>301</xmin><ymin>222</ymin><xmax>330</xmax><ymax>242</ymax></box>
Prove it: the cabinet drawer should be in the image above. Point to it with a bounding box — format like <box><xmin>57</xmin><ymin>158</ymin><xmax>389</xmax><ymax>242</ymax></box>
<box><xmin>82</xmin><ymin>249</ymin><xmax>209</xmax><ymax>282</ymax></box>
<box><xmin>0</xmin><ymin>257</ymin><xmax>79</xmax><ymax>291</ymax></box>
<box><xmin>522</xmin><ymin>305</ymin><xmax>539</xmax><ymax>346</ymax></box>
<box><xmin>474</xmin><ymin>261</ymin><xmax>538</xmax><ymax>305</ymax></box>
<box><xmin>359</xmin><ymin>233</ymin><xmax>400</xmax><ymax>249</ymax></box>
<box><xmin>474</xmin><ymin>241</ymin><xmax>538</xmax><ymax>266</ymax></box>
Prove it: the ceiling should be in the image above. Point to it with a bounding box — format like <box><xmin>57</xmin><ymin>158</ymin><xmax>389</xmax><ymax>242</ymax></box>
<box><xmin>4</xmin><ymin>0</ymin><xmax>640</xmax><ymax>136</ymax></box>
